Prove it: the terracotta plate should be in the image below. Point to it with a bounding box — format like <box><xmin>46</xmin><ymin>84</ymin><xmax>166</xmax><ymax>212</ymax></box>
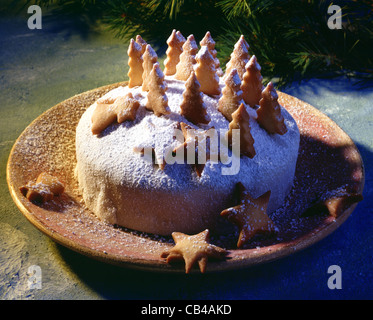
<box><xmin>7</xmin><ymin>82</ymin><xmax>365</xmax><ymax>273</ymax></box>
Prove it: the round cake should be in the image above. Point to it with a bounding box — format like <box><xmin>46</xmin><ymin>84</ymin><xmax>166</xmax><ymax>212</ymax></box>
<box><xmin>75</xmin><ymin>31</ymin><xmax>300</xmax><ymax>236</ymax></box>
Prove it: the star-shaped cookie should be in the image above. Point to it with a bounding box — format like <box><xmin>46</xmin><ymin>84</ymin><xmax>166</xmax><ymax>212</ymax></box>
<box><xmin>20</xmin><ymin>172</ymin><xmax>64</xmax><ymax>204</ymax></box>
<box><xmin>161</xmin><ymin>229</ymin><xmax>227</xmax><ymax>273</ymax></box>
<box><xmin>220</xmin><ymin>182</ymin><xmax>277</xmax><ymax>248</ymax></box>
<box><xmin>303</xmin><ymin>192</ymin><xmax>363</xmax><ymax>218</ymax></box>
<box><xmin>91</xmin><ymin>92</ymin><xmax>140</xmax><ymax>135</ymax></box>
<box><xmin>114</xmin><ymin>94</ymin><xmax>141</xmax><ymax>123</ymax></box>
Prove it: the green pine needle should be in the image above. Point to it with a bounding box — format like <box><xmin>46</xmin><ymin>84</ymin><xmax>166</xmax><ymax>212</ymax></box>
<box><xmin>16</xmin><ymin>0</ymin><xmax>373</xmax><ymax>86</ymax></box>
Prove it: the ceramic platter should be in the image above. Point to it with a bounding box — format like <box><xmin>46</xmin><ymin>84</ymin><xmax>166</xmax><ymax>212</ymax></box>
<box><xmin>7</xmin><ymin>82</ymin><xmax>365</xmax><ymax>273</ymax></box>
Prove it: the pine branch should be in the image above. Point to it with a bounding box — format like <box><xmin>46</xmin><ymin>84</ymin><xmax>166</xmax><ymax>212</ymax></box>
<box><xmin>11</xmin><ymin>0</ymin><xmax>373</xmax><ymax>86</ymax></box>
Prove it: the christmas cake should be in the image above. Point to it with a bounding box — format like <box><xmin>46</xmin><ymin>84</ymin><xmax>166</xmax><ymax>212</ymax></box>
<box><xmin>75</xmin><ymin>30</ymin><xmax>300</xmax><ymax>243</ymax></box>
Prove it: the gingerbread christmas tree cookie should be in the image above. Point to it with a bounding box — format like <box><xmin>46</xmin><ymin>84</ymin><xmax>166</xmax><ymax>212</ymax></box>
<box><xmin>135</xmin><ymin>35</ymin><xmax>147</xmax><ymax>54</ymax></box>
<box><xmin>200</xmin><ymin>31</ymin><xmax>216</xmax><ymax>58</ymax></box>
<box><xmin>161</xmin><ymin>229</ymin><xmax>227</xmax><ymax>273</ymax></box>
<box><xmin>142</xmin><ymin>44</ymin><xmax>158</xmax><ymax>91</ymax></box>
<box><xmin>146</xmin><ymin>62</ymin><xmax>171</xmax><ymax>117</ymax></box>
<box><xmin>180</xmin><ymin>72</ymin><xmax>210</xmax><ymax>125</ymax></box>
<box><xmin>225</xmin><ymin>35</ymin><xmax>251</xmax><ymax>80</ymax></box>
<box><xmin>200</xmin><ymin>31</ymin><xmax>223</xmax><ymax>76</ymax></box>
<box><xmin>175</xmin><ymin>34</ymin><xmax>198</xmax><ymax>81</ymax></box>
<box><xmin>257</xmin><ymin>82</ymin><xmax>287</xmax><ymax>135</ymax></box>
<box><xmin>241</xmin><ymin>55</ymin><xmax>264</xmax><ymax>107</ymax></box>
<box><xmin>127</xmin><ymin>38</ymin><xmax>144</xmax><ymax>88</ymax></box>
<box><xmin>164</xmin><ymin>29</ymin><xmax>186</xmax><ymax>76</ymax></box>
<box><xmin>227</xmin><ymin>103</ymin><xmax>256</xmax><ymax>158</ymax></box>
<box><xmin>221</xmin><ymin>182</ymin><xmax>277</xmax><ymax>248</ymax></box>
<box><xmin>240</xmin><ymin>34</ymin><xmax>250</xmax><ymax>51</ymax></box>
<box><xmin>194</xmin><ymin>46</ymin><xmax>221</xmax><ymax>96</ymax></box>
<box><xmin>218</xmin><ymin>68</ymin><xmax>244</xmax><ymax>121</ymax></box>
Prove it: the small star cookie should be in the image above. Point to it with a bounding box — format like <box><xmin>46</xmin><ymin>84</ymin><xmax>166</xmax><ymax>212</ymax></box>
<box><xmin>115</xmin><ymin>94</ymin><xmax>141</xmax><ymax>123</ymax></box>
<box><xmin>91</xmin><ymin>102</ymin><xmax>117</xmax><ymax>135</ymax></box>
<box><xmin>20</xmin><ymin>172</ymin><xmax>64</xmax><ymax>204</ymax></box>
<box><xmin>91</xmin><ymin>92</ymin><xmax>140</xmax><ymax>135</ymax></box>
<box><xmin>161</xmin><ymin>229</ymin><xmax>227</xmax><ymax>273</ymax></box>
<box><xmin>303</xmin><ymin>192</ymin><xmax>363</xmax><ymax>218</ymax></box>
<box><xmin>221</xmin><ymin>182</ymin><xmax>277</xmax><ymax>248</ymax></box>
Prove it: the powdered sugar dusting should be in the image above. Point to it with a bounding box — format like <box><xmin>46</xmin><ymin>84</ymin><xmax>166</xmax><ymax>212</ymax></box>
<box><xmin>233</xmin><ymin>37</ymin><xmax>249</xmax><ymax>57</ymax></box>
<box><xmin>267</xmin><ymin>82</ymin><xmax>279</xmax><ymax>100</ymax></box>
<box><xmin>225</xmin><ymin>68</ymin><xmax>242</xmax><ymax>89</ymax></box>
<box><xmin>246</xmin><ymin>55</ymin><xmax>261</xmax><ymax>71</ymax></box>
<box><xmin>184</xmin><ymin>34</ymin><xmax>198</xmax><ymax>51</ymax></box>
<box><xmin>196</xmin><ymin>45</ymin><xmax>210</xmax><ymax>61</ymax></box>
<box><xmin>145</xmin><ymin>43</ymin><xmax>157</xmax><ymax>59</ymax></box>
<box><xmin>175</xmin><ymin>30</ymin><xmax>186</xmax><ymax>43</ymax></box>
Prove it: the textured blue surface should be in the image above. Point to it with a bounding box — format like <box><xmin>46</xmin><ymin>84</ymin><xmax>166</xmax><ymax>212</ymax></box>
<box><xmin>1</xmin><ymin>14</ymin><xmax>372</xmax><ymax>300</ymax></box>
